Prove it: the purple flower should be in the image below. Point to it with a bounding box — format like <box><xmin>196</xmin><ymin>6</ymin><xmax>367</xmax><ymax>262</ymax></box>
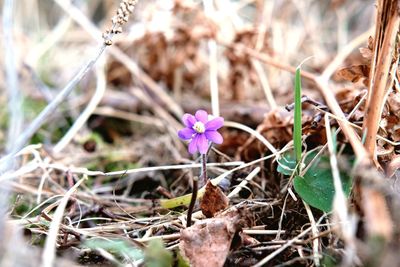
<box><xmin>178</xmin><ymin>110</ymin><xmax>224</xmax><ymax>154</ymax></box>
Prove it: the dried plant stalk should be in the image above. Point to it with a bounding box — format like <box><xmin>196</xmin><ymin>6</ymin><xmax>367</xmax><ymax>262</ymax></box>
<box><xmin>363</xmin><ymin>0</ymin><xmax>400</xmax><ymax>159</ymax></box>
<box><xmin>359</xmin><ymin>0</ymin><xmax>399</xmax><ymax>241</ymax></box>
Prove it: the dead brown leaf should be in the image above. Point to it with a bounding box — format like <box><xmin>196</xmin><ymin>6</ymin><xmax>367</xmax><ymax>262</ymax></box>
<box><xmin>200</xmin><ymin>180</ymin><xmax>229</xmax><ymax>218</ymax></box>
<box><xmin>359</xmin><ymin>36</ymin><xmax>374</xmax><ymax>61</ymax></box>
<box><xmin>179</xmin><ymin>208</ymin><xmax>252</xmax><ymax>267</ymax></box>
<box><xmin>336</xmin><ymin>64</ymin><xmax>370</xmax><ymax>86</ymax></box>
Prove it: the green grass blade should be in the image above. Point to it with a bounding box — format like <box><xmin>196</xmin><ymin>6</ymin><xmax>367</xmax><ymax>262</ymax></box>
<box><xmin>294</xmin><ymin>67</ymin><xmax>302</xmax><ymax>164</ymax></box>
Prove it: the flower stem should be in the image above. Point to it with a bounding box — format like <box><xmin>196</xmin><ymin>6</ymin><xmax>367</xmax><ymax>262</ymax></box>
<box><xmin>186</xmin><ymin>176</ymin><xmax>198</xmax><ymax>227</ymax></box>
<box><xmin>201</xmin><ymin>153</ymin><xmax>207</xmax><ymax>186</ymax></box>
<box><xmin>187</xmin><ymin>153</ymin><xmax>208</xmax><ymax>227</ymax></box>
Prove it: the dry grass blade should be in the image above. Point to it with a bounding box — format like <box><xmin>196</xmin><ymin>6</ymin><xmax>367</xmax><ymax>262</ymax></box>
<box><xmin>253</xmin><ymin>216</ymin><xmax>325</xmax><ymax>267</ymax></box>
<box><xmin>224</xmin><ymin>121</ymin><xmax>277</xmax><ymax>153</ymax></box>
<box><xmin>41</xmin><ymin>176</ymin><xmax>86</xmax><ymax>267</ymax></box>
<box><xmin>302</xmin><ymin>201</ymin><xmax>320</xmax><ymax>266</ymax></box>
<box><xmin>325</xmin><ymin>113</ymin><xmax>358</xmax><ymax>266</ymax></box>
<box><xmin>227</xmin><ymin>167</ymin><xmax>260</xmax><ymax>198</ymax></box>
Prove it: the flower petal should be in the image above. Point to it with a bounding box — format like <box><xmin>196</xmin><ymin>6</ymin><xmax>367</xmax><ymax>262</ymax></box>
<box><xmin>205</xmin><ymin>117</ymin><xmax>224</xmax><ymax>131</ymax></box>
<box><xmin>205</xmin><ymin>130</ymin><xmax>223</xmax><ymax>144</ymax></box>
<box><xmin>188</xmin><ymin>134</ymin><xmax>199</xmax><ymax>154</ymax></box>
<box><xmin>195</xmin><ymin>110</ymin><xmax>208</xmax><ymax>123</ymax></box>
<box><xmin>178</xmin><ymin>128</ymin><xmax>195</xmax><ymax>140</ymax></box>
<box><xmin>196</xmin><ymin>134</ymin><xmax>209</xmax><ymax>154</ymax></box>
<box><xmin>182</xmin><ymin>114</ymin><xmax>196</xmax><ymax>128</ymax></box>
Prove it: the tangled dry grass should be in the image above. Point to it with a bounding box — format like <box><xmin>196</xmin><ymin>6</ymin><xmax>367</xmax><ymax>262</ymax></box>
<box><xmin>1</xmin><ymin>0</ymin><xmax>399</xmax><ymax>266</ymax></box>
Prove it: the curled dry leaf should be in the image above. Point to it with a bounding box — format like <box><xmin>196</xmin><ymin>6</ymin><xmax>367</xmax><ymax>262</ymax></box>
<box><xmin>336</xmin><ymin>64</ymin><xmax>370</xmax><ymax>86</ymax></box>
<box><xmin>200</xmin><ymin>180</ymin><xmax>229</xmax><ymax>218</ymax></box>
<box><xmin>359</xmin><ymin>36</ymin><xmax>374</xmax><ymax>61</ymax></box>
<box><xmin>179</xmin><ymin>208</ymin><xmax>253</xmax><ymax>267</ymax></box>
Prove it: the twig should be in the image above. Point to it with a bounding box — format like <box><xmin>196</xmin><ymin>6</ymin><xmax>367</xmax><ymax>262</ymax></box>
<box><xmin>253</xmin><ymin>216</ymin><xmax>325</xmax><ymax>267</ymax></box>
<box><xmin>186</xmin><ymin>177</ymin><xmax>198</xmax><ymax>227</ymax></box>
<box><xmin>243</xmin><ymin>229</ymin><xmax>284</xmax><ymax>235</ymax></box>
<box><xmin>133</xmin><ymin>233</ymin><xmax>181</xmax><ymax>243</ymax></box>
<box><xmin>228</xmin><ymin>167</ymin><xmax>260</xmax><ymax>198</ymax></box>
<box><xmin>314</xmin><ymin>76</ymin><xmax>368</xmax><ymax>160</ymax></box>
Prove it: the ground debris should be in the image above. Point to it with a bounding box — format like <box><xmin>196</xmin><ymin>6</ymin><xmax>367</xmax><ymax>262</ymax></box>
<box><xmin>179</xmin><ymin>208</ymin><xmax>252</xmax><ymax>267</ymax></box>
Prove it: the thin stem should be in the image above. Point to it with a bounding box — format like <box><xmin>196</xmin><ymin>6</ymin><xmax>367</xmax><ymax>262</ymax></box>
<box><xmin>187</xmin><ymin>153</ymin><xmax>207</xmax><ymax>227</ymax></box>
<box><xmin>186</xmin><ymin>176</ymin><xmax>198</xmax><ymax>227</ymax></box>
<box><xmin>201</xmin><ymin>153</ymin><xmax>207</xmax><ymax>186</ymax></box>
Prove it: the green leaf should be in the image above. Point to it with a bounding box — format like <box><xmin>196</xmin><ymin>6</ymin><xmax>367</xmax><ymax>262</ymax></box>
<box><xmin>294</xmin><ymin>67</ymin><xmax>302</xmax><ymax>163</ymax></box>
<box><xmin>277</xmin><ymin>149</ymin><xmax>313</xmax><ymax>176</ymax></box>
<box><xmin>84</xmin><ymin>238</ymin><xmax>144</xmax><ymax>261</ymax></box>
<box><xmin>293</xmin><ymin>153</ymin><xmax>352</xmax><ymax>212</ymax></box>
<box><xmin>277</xmin><ymin>150</ymin><xmax>297</xmax><ymax>176</ymax></box>
<box><xmin>144</xmin><ymin>240</ymin><xmax>173</xmax><ymax>267</ymax></box>
<box><xmin>176</xmin><ymin>251</ymin><xmax>190</xmax><ymax>267</ymax></box>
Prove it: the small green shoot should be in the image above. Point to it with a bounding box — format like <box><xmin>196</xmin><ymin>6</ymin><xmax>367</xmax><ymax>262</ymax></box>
<box><xmin>277</xmin><ymin>63</ymin><xmax>352</xmax><ymax>212</ymax></box>
<box><xmin>294</xmin><ymin>67</ymin><xmax>303</xmax><ymax>166</ymax></box>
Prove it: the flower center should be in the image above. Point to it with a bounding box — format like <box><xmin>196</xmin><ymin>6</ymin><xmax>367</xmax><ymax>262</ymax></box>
<box><xmin>193</xmin><ymin>121</ymin><xmax>205</xmax><ymax>133</ymax></box>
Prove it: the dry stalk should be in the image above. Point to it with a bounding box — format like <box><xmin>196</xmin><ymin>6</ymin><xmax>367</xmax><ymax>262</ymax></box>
<box><xmin>359</xmin><ymin>0</ymin><xmax>399</xmax><ymax>240</ymax></box>
<box><xmin>227</xmin><ymin>167</ymin><xmax>260</xmax><ymax>198</ymax></box>
<box><xmin>363</xmin><ymin>0</ymin><xmax>400</xmax><ymax>159</ymax></box>
<box><xmin>325</xmin><ymin>113</ymin><xmax>358</xmax><ymax>266</ymax></box>
<box><xmin>302</xmin><ymin>201</ymin><xmax>320</xmax><ymax>266</ymax></box>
